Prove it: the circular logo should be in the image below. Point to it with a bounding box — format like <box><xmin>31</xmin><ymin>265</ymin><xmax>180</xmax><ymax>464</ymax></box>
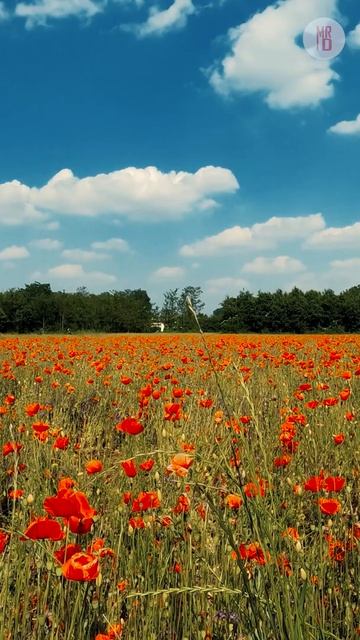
<box><xmin>303</xmin><ymin>17</ymin><xmax>345</xmax><ymax>60</ymax></box>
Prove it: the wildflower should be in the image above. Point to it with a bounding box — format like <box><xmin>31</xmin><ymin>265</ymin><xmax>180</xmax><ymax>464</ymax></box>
<box><xmin>282</xmin><ymin>527</ymin><xmax>300</xmax><ymax>541</ymax></box>
<box><xmin>318</xmin><ymin>498</ymin><xmax>341</xmax><ymax>515</ymax></box>
<box><xmin>0</xmin><ymin>530</ymin><xmax>9</xmax><ymax>553</ymax></box>
<box><xmin>121</xmin><ymin>459</ymin><xmax>137</xmax><ymax>478</ymax></box>
<box><xmin>304</xmin><ymin>474</ymin><xmax>325</xmax><ymax>492</ymax></box>
<box><xmin>53</xmin><ymin>436</ymin><xmax>70</xmax><ymax>450</ymax></box>
<box><xmin>2</xmin><ymin>441</ymin><xmax>22</xmax><ymax>457</ymax></box>
<box><xmin>21</xmin><ymin>517</ymin><xmax>65</xmax><ymax>541</ymax></box>
<box><xmin>131</xmin><ymin>491</ymin><xmax>160</xmax><ymax>512</ymax></box>
<box><xmin>116</xmin><ymin>417</ymin><xmax>144</xmax><ymax>435</ymax></box>
<box><xmin>62</xmin><ymin>551</ymin><xmax>99</xmax><ymax>581</ymax></box>
<box><xmin>244</xmin><ymin>479</ymin><xmax>267</xmax><ymax>498</ymax></box>
<box><xmin>323</xmin><ymin>476</ymin><xmax>345</xmax><ymax>492</ymax></box>
<box><xmin>85</xmin><ymin>459</ymin><xmax>103</xmax><ymax>475</ymax></box>
<box><xmin>274</xmin><ymin>454</ymin><xmax>292</xmax><ymax>468</ymax></box>
<box><xmin>224</xmin><ymin>494</ymin><xmax>243</xmax><ymax>510</ymax></box>
<box><xmin>139</xmin><ymin>458</ymin><xmax>155</xmax><ymax>472</ymax></box>
<box><xmin>166</xmin><ymin>453</ymin><xmax>193</xmax><ymax>477</ymax></box>
<box><xmin>232</xmin><ymin>542</ymin><xmax>269</xmax><ymax>565</ymax></box>
<box><xmin>173</xmin><ymin>494</ymin><xmax>190</xmax><ymax>515</ymax></box>
<box><xmin>26</xmin><ymin>402</ymin><xmax>41</xmax><ymax>417</ymax></box>
<box><xmin>44</xmin><ymin>489</ymin><xmax>97</xmax><ymax>520</ymax></box>
<box><xmin>54</xmin><ymin>543</ymin><xmax>82</xmax><ymax>564</ymax></box>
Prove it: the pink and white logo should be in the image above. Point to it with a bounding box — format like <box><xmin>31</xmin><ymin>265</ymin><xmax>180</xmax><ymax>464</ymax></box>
<box><xmin>303</xmin><ymin>18</ymin><xmax>345</xmax><ymax>60</ymax></box>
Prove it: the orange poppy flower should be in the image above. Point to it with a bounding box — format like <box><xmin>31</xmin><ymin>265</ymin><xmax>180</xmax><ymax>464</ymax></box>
<box><xmin>85</xmin><ymin>459</ymin><xmax>103</xmax><ymax>475</ymax></box>
<box><xmin>224</xmin><ymin>494</ymin><xmax>243</xmax><ymax>510</ymax></box>
<box><xmin>62</xmin><ymin>551</ymin><xmax>99</xmax><ymax>581</ymax></box>
<box><xmin>26</xmin><ymin>402</ymin><xmax>41</xmax><ymax>417</ymax></box>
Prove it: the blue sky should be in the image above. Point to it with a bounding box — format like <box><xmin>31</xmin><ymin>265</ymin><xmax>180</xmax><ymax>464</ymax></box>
<box><xmin>0</xmin><ymin>0</ymin><xmax>360</xmax><ymax>311</ymax></box>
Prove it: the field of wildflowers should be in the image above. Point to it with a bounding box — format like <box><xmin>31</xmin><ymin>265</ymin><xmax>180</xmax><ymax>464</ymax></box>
<box><xmin>0</xmin><ymin>333</ymin><xmax>359</xmax><ymax>640</ymax></box>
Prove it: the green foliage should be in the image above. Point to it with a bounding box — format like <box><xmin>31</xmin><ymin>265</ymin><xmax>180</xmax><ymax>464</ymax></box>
<box><xmin>0</xmin><ymin>282</ymin><xmax>359</xmax><ymax>333</ymax></box>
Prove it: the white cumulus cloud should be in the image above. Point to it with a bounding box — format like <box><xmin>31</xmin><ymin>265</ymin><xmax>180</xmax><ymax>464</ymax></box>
<box><xmin>209</xmin><ymin>0</ymin><xmax>339</xmax><ymax>109</ymax></box>
<box><xmin>0</xmin><ymin>165</ymin><xmax>238</xmax><ymax>226</ymax></box>
<box><xmin>328</xmin><ymin>114</ymin><xmax>360</xmax><ymax>135</ymax></box>
<box><xmin>30</xmin><ymin>238</ymin><xmax>63</xmax><ymax>250</ymax></box>
<box><xmin>62</xmin><ymin>249</ymin><xmax>107</xmax><ymax>261</ymax></box>
<box><xmin>305</xmin><ymin>221</ymin><xmax>360</xmax><ymax>249</ymax></box>
<box><xmin>180</xmin><ymin>214</ymin><xmax>325</xmax><ymax>257</ymax></box>
<box><xmin>0</xmin><ymin>2</ymin><xmax>9</xmax><ymax>19</ymax></box>
<box><xmin>0</xmin><ymin>245</ymin><xmax>30</xmax><ymax>260</ymax></box>
<box><xmin>330</xmin><ymin>258</ymin><xmax>360</xmax><ymax>270</ymax></box>
<box><xmin>91</xmin><ymin>237</ymin><xmax>130</xmax><ymax>252</ymax></box>
<box><xmin>15</xmin><ymin>0</ymin><xmax>103</xmax><ymax>28</ymax></box>
<box><xmin>242</xmin><ymin>255</ymin><xmax>305</xmax><ymax>274</ymax></box>
<box><xmin>152</xmin><ymin>266</ymin><xmax>186</xmax><ymax>279</ymax></box>
<box><xmin>128</xmin><ymin>0</ymin><xmax>195</xmax><ymax>37</ymax></box>
<box><xmin>348</xmin><ymin>23</ymin><xmax>360</xmax><ymax>48</ymax></box>
<box><xmin>48</xmin><ymin>263</ymin><xmax>117</xmax><ymax>284</ymax></box>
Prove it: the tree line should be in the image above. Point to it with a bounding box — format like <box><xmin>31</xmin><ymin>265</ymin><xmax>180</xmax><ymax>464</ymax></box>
<box><xmin>0</xmin><ymin>282</ymin><xmax>359</xmax><ymax>333</ymax></box>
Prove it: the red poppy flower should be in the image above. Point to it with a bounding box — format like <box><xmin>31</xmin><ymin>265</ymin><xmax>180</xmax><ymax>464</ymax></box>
<box><xmin>274</xmin><ymin>454</ymin><xmax>292</xmax><ymax>468</ymax></box>
<box><xmin>131</xmin><ymin>491</ymin><xmax>160</xmax><ymax>512</ymax></box>
<box><xmin>21</xmin><ymin>517</ymin><xmax>65</xmax><ymax>541</ymax></box>
<box><xmin>164</xmin><ymin>403</ymin><xmax>182</xmax><ymax>422</ymax></box>
<box><xmin>44</xmin><ymin>489</ymin><xmax>97</xmax><ymax>520</ymax></box>
<box><xmin>32</xmin><ymin>421</ymin><xmax>49</xmax><ymax>434</ymax></box>
<box><xmin>0</xmin><ymin>530</ymin><xmax>9</xmax><ymax>553</ymax></box>
<box><xmin>318</xmin><ymin>498</ymin><xmax>341</xmax><ymax>515</ymax></box>
<box><xmin>121</xmin><ymin>459</ymin><xmax>137</xmax><ymax>478</ymax></box>
<box><xmin>129</xmin><ymin>516</ymin><xmax>145</xmax><ymax>529</ymax></box>
<box><xmin>116</xmin><ymin>417</ymin><xmax>144</xmax><ymax>435</ymax></box>
<box><xmin>62</xmin><ymin>552</ymin><xmax>99</xmax><ymax>581</ymax></box>
<box><xmin>304</xmin><ymin>474</ymin><xmax>325</xmax><ymax>492</ymax></box>
<box><xmin>54</xmin><ymin>543</ymin><xmax>82</xmax><ymax>564</ymax></box>
<box><xmin>139</xmin><ymin>458</ymin><xmax>155</xmax><ymax>472</ymax></box>
<box><xmin>68</xmin><ymin>516</ymin><xmax>94</xmax><ymax>535</ymax></box>
<box><xmin>2</xmin><ymin>441</ymin><xmax>23</xmax><ymax>457</ymax></box>
<box><xmin>323</xmin><ymin>476</ymin><xmax>345</xmax><ymax>492</ymax></box>
<box><xmin>85</xmin><ymin>459</ymin><xmax>103</xmax><ymax>475</ymax></box>
<box><xmin>53</xmin><ymin>436</ymin><xmax>70</xmax><ymax>450</ymax></box>
<box><xmin>173</xmin><ymin>494</ymin><xmax>190</xmax><ymax>515</ymax></box>
<box><xmin>333</xmin><ymin>433</ymin><xmax>345</xmax><ymax>445</ymax></box>
<box><xmin>26</xmin><ymin>402</ymin><xmax>41</xmax><ymax>417</ymax></box>
<box><xmin>244</xmin><ymin>480</ymin><xmax>267</xmax><ymax>498</ymax></box>
<box><xmin>233</xmin><ymin>542</ymin><xmax>269</xmax><ymax>565</ymax></box>
<box><xmin>339</xmin><ymin>389</ymin><xmax>350</xmax><ymax>402</ymax></box>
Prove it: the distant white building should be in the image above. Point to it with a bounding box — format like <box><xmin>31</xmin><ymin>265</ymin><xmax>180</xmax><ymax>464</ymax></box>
<box><xmin>151</xmin><ymin>322</ymin><xmax>165</xmax><ymax>332</ymax></box>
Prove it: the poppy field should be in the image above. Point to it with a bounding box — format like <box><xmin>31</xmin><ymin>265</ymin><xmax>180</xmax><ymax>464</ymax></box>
<box><xmin>0</xmin><ymin>333</ymin><xmax>359</xmax><ymax>640</ymax></box>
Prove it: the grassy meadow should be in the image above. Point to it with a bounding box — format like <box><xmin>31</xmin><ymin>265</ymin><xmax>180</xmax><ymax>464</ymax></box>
<box><xmin>0</xmin><ymin>333</ymin><xmax>359</xmax><ymax>640</ymax></box>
